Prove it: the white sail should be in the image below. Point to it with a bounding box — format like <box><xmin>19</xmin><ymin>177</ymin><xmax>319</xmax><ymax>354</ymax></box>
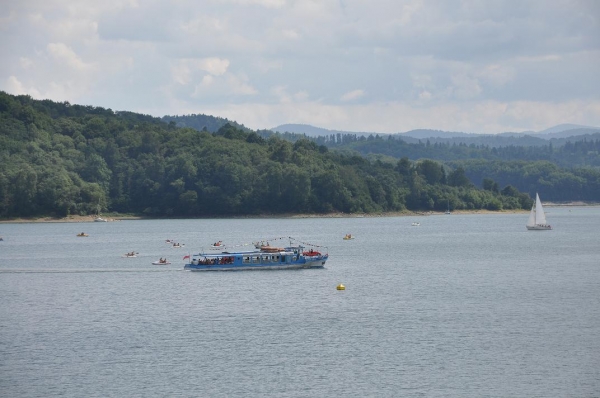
<box><xmin>526</xmin><ymin>205</ymin><xmax>536</xmax><ymax>227</ymax></box>
<box><xmin>535</xmin><ymin>193</ymin><xmax>547</xmax><ymax>225</ymax></box>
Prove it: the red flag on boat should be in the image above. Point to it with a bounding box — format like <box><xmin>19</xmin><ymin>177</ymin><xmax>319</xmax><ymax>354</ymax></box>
<box><xmin>183</xmin><ymin>255</ymin><xmax>190</xmax><ymax>260</ymax></box>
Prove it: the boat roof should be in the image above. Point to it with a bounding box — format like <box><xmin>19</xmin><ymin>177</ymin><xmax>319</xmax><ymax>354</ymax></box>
<box><xmin>196</xmin><ymin>249</ymin><xmax>297</xmax><ymax>257</ymax></box>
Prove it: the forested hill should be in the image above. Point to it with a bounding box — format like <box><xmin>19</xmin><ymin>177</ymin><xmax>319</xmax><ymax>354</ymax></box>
<box><xmin>314</xmin><ymin>133</ymin><xmax>600</xmax><ymax>168</ymax></box>
<box><xmin>162</xmin><ymin>113</ymin><xmax>249</xmax><ymax>133</ymax></box>
<box><xmin>0</xmin><ymin>91</ymin><xmax>531</xmax><ymax>219</ymax></box>
<box><xmin>313</xmin><ymin>135</ymin><xmax>600</xmax><ymax>201</ymax></box>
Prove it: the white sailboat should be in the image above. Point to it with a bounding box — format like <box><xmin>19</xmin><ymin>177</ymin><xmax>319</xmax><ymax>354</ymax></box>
<box><xmin>94</xmin><ymin>201</ymin><xmax>108</xmax><ymax>222</ymax></box>
<box><xmin>526</xmin><ymin>193</ymin><xmax>552</xmax><ymax>230</ymax></box>
<box><xmin>445</xmin><ymin>199</ymin><xmax>451</xmax><ymax>214</ymax></box>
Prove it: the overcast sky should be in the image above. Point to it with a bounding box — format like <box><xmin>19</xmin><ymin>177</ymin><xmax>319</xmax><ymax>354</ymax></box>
<box><xmin>1</xmin><ymin>0</ymin><xmax>599</xmax><ymax>134</ymax></box>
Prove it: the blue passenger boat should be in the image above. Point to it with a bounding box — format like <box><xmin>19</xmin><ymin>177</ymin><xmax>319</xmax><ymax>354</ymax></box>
<box><xmin>183</xmin><ymin>237</ymin><xmax>328</xmax><ymax>271</ymax></box>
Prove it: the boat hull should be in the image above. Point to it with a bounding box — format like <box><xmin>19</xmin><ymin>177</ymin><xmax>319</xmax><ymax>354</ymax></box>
<box><xmin>526</xmin><ymin>225</ymin><xmax>552</xmax><ymax>230</ymax></box>
<box><xmin>184</xmin><ymin>252</ymin><xmax>328</xmax><ymax>272</ymax></box>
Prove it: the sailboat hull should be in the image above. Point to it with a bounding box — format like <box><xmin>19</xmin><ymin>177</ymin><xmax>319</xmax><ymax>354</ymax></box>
<box><xmin>526</xmin><ymin>224</ymin><xmax>552</xmax><ymax>230</ymax></box>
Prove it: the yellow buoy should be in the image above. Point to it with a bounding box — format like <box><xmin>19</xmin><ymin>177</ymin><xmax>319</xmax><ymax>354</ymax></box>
<box><xmin>336</xmin><ymin>283</ymin><xmax>345</xmax><ymax>290</ymax></box>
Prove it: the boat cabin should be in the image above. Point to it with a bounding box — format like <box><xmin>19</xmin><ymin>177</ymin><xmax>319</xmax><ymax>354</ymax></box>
<box><xmin>191</xmin><ymin>250</ymin><xmax>299</xmax><ymax>266</ymax></box>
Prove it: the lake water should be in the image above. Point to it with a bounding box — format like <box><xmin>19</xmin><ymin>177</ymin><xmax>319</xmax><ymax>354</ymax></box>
<box><xmin>1</xmin><ymin>208</ymin><xmax>599</xmax><ymax>397</ymax></box>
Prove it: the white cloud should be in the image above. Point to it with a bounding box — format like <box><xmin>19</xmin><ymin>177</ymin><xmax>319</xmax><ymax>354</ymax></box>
<box><xmin>418</xmin><ymin>90</ymin><xmax>432</xmax><ymax>101</ymax></box>
<box><xmin>223</xmin><ymin>0</ymin><xmax>285</xmax><ymax>8</ymax></box>
<box><xmin>341</xmin><ymin>89</ymin><xmax>365</xmax><ymax>101</ymax></box>
<box><xmin>201</xmin><ymin>75</ymin><xmax>214</xmax><ymax>86</ymax></box>
<box><xmin>199</xmin><ymin>58</ymin><xmax>230</xmax><ymax>76</ymax></box>
<box><xmin>189</xmin><ymin>71</ymin><xmax>257</xmax><ymax>98</ymax></box>
<box><xmin>449</xmin><ymin>74</ymin><xmax>482</xmax><ymax>100</ymax></box>
<box><xmin>19</xmin><ymin>57</ymin><xmax>34</xmax><ymax>69</ymax></box>
<box><xmin>191</xmin><ymin>75</ymin><xmax>215</xmax><ymax>97</ymax></box>
<box><xmin>411</xmin><ymin>73</ymin><xmax>434</xmax><ymax>90</ymax></box>
<box><xmin>171</xmin><ymin>63</ymin><xmax>191</xmax><ymax>85</ymax></box>
<box><xmin>6</xmin><ymin>76</ymin><xmax>25</xmax><ymax>95</ymax></box>
<box><xmin>294</xmin><ymin>91</ymin><xmax>309</xmax><ymax>101</ymax></box>
<box><xmin>281</xmin><ymin>29</ymin><xmax>300</xmax><ymax>40</ymax></box>
<box><xmin>479</xmin><ymin>64</ymin><xmax>515</xmax><ymax>87</ymax></box>
<box><xmin>516</xmin><ymin>54</ymin><xmax>562</xmax><ymax>63</ymax></box>
<box><xmin>1</xmin><ymin>0</ymin><xmax>599</xmax><ymax>133</ymax></box>
<box><xmin>254</xmin><ymin>59</ymin><xmax>283</xmax><ymax>73</ymax></box>
<box><xmin>171</xmin><ymin>58</ymin><xmax>230</xmax><ymax>85</ymax></box>
<box><xmin>227</xmin><ymin>74</ymin><xmax>257</xmax><ymax>95</ymax></box>
<box><xmin>4</xmin><ymin>76</ymin><xmax>42</xmax><ymax>98</ymax></box>
<box><xmin>271</xmin><ymin>85</ymin><xmax>292</xmax><ymax>103</ymax></box>
<box><xmin>46</xmin><ymin>43</ymin><xmax>92</xmax><ymax>71</ymax></box>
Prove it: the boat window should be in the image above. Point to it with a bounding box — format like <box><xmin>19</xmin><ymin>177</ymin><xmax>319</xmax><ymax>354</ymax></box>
<box><xmin>274</xmin><ymin>255</ymin><xmax>280</xmax><ymax>262</ymax></box>
<box><xmin>262</xmin><ymin>255</ymin><xmax>270</xmax><ymax>263</ymax></box>
<box><xmin>293</xmin><ymin>255</ymin><xmax>297</xmax><ymax>261</ymax></box>
<box><xmin>252</xmin><ymin>256</ymin><xmax>260</xmax><ymax>263</ymax></box>
<box><xmin>243</xmin><ymin>256</ymin><xmax>250</xmax><ymax>264</ymax></box>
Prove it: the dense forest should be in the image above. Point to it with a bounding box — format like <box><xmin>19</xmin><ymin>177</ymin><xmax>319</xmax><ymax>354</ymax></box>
<box><xmin>0</xmin><ymin>91</ymin><xmax>532</xmax><ymax>219</ymax></box>
<box><xmin>162</xmin><ymin>113</ymin><xmax>250</xmax><ymax>134</ymax></box>
<box><xmin>319</xmin><ymin>134</ymin><xmax>600</xmax><ymax>201</ymax></box>
<box><xmin>312</xmin><ymin>133</ymin><xmax>600</xmax><ymax>168</ymax></box>
<box><xmin>166</xmin><ymin>114</ymin><xmax>600</xmax><ymax>202</ymax></box>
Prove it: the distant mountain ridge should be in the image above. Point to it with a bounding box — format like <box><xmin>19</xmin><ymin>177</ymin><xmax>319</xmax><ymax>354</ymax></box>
<box><xmin>161</xmin><ymin>116</ymin><xmax>599</xmax><ymax>147</ymax></box>
<box><xmin>271</xmin><ymin>123</ymin><xmax>379</xmax><ymax>138</ymax></box>
<box><xmin>270</xmin><ymin>123</ymin><xmax>600</xmax><ymax>145</ymax></box>
<box><xmin>536</xmin><ymin>123</ymin><xmax>597</xmax><ymax>135</ymax></box>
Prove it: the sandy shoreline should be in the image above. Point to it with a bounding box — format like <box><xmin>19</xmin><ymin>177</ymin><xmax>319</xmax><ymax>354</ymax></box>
<box><xmin>0</xmin><ymin>209</ymin><xmax>528</xmax><ymax>223</ymax></box>
<box><xmin>1</xmin><ymin>203</ymin><xmax>597</xmax><ymax>224</ymax></box>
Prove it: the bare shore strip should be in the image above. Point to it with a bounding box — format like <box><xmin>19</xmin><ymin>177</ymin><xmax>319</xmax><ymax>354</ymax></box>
<box><xmin>1</xmin><ymin>203</ymin><xmax>597</xmax><ymax>224</ymax></box>
<box><xmin>0</xmin><ymin>209</ymin><xmax>526</xmax><ymax>223</ymax></box>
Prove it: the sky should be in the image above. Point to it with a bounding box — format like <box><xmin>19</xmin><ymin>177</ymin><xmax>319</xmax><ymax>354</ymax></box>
<box><xmin>1</xmin><ymin>0</ymin><xmax>599</xmax><ymax>134</ymax></box>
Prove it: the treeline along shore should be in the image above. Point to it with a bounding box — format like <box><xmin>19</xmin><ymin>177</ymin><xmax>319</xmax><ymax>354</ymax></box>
<box><xmin>3</xmin><ymin>91</ymin><xmax>597</xmax><ymax>220</ymax></box>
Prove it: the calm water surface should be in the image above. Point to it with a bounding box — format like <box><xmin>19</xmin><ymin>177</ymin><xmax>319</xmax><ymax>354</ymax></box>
<box><xmin>1</xmin><ymin>208</ymin><xmax>599</xmax><ymax>397</ymax></box>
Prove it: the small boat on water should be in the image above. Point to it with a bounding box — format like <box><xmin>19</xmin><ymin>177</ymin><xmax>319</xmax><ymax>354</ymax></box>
<box><xmin>94</xmin><ymin>201</ymin><xmax>108</xmax><ymax>222</ymax></box>
<box><xmin>152</xmin><ymin>259</ymin><xmax>171</xmax><ymax>265</ymax></box>
<box><xmin>77</xmin><ymin>232</ymin><xmax>89</xmax><ymax>237</ymax></box>
<box><xmin>343</xmin><ymin>234</ymin><xmax>354</xmax><ymax>240</ymax></box>
<box><xmin>526</xmin><ymin>193</ymin><xmax>552</xmax><ymax>230</ymax></box>
<box><xmin>184</xmin><ymin>237</ymin><xmax>328</xmax><ymax>271</ymax></box>
<box><xmin>411</xmin><ymin>222</ymin><xmax>420</xmax><ymax>226</ymax></box>
<box><xmin>123</xmin><ymin>252</ymin><xmax>137</xmax><ymax>258</ymax></box>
